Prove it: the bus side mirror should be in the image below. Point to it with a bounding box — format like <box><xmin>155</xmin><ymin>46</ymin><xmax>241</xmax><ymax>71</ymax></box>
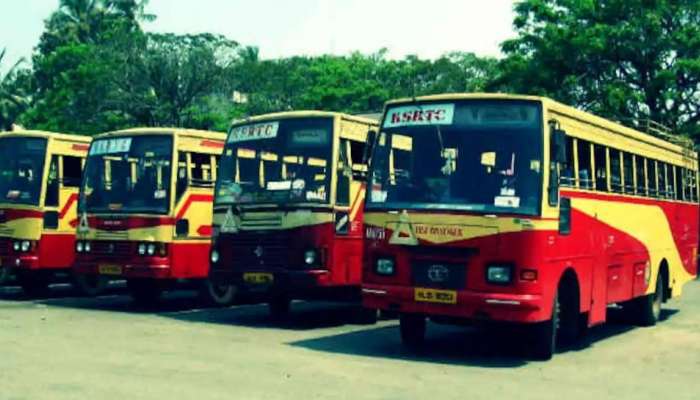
<box><xmin>43</xmin><ymin>211</ymin><xmax>59</xmax><ymax>230</ymax></box>
<box><xmin>552</xmin><ymin>129</ymin><xmax>567</xmax><ymax>164</ymax></box>
<box><xmin>176</xmin><ymin>219</ymin><xmax>189</xmax><ymax>237</ymax></box>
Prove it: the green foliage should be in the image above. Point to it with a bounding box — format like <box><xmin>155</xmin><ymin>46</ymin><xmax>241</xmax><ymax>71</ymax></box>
<box><xmin>0</xmin><ymin>49</ymin><xmax>31</xmax><ymax>131</ymax></box>
<box><xmin>494</xmin><ymin>0</ymin><xmax>700</xmax><ymax>141</ymax></box>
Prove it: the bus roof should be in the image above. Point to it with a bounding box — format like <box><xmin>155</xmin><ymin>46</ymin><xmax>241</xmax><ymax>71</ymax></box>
<box><xmin>231</xmin><ymin>111</ymin><xmax>380</xmax><ymax>128</ymax></box>
<box><xmin>94</xmin><ymin>127</ymin><xmax>226</xmax><ymax>141</ymax></box>
<box><xmin>385</xmin><ymin>93</ymin><xmax>695</xmax><ymax>159</ymax></box>
<box><xmin>0</xmin><ymin>130</ymin><xmax>92</xmax><ymax>143</ymax></box>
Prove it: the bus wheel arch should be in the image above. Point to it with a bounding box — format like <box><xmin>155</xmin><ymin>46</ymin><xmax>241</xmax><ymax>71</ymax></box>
<box><xmin>557</xmin><ymin>268</ymin><xmax>583</xmax><ymax>346</ymax></box>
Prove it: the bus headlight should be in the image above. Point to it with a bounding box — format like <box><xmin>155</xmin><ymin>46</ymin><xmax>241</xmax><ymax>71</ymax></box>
<box><xmin>376</xmin><ymin>258</ymin><xmax>395</xmax><ymax>276</ymax></box>
<box><xmin>137</xmin><ymin>243</ymin><xmax>146</xmax><ymax>256</ymax></box>
<box><xmin>76</xmin><ymin>241</ymin><xmax>84</xmax><ymax>253</ymax></box>
<box><xmin>13</xmin><ymin>241</ymin><xmax>21</xmax><ymax>252</ymax></box>
<box><xmin>84</xmin><ymin>242</ymin><xmax>91</xmax><ymax>253</ymax></box>
<box><xmin>146</xmin><ymin>244</ymin><xmax>156</xmax><ymax>256</ymax></box>
<box><xmin>20</xmin><ymin>240</ymin><xmax>31</xmax><ymax>252</ymax></box>
<box><xmin>304</xmin><ymin>249</ymin><xmax>317</xmax><ymax>266</ymax></box>
<box><xmin>210</xmin><ymin>250</ymin><xmax>220</xmax><ymax>264</ymax></box>
<box><xmin>486</xmin><ymin>264</ymin><xmax>513</xmax><ymax>285</ymax></box>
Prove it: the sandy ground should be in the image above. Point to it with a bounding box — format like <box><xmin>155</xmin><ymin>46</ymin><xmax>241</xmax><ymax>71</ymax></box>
<box><xmin>1</xmin><ymin>281</ymin><xmax>699</xmax><ymax>400</ymax></box>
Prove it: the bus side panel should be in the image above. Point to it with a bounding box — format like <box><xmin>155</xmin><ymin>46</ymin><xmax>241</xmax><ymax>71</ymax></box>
<box><xmin>170</xmin><ymin>241</ymin><xmax>211</xmax><ymax>279</ymax></box>
<box><xmin>38</xmin><ymin>234</ymin><xmax>75</xmax><ymax>269</ymax></box>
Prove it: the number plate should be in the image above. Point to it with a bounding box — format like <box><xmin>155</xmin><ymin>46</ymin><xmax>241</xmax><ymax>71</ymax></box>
<box><xmin>415</xmin><ymin>288</ymin><xmax>457</xmax><ymax>304</ymax></box>
<box><xmin>243</xmin><ymin>272</ymin><xmax>274</xmax><ymax>285</ymax></box>
<box><xmin>99</xmin><ymin>264</ymin><xmax>123</xmax><ymax>276</ymax></box>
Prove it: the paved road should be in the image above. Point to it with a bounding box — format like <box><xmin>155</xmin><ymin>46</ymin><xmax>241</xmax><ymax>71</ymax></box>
<box><xmin>1</xmin><ymin>281</ymin><xmax>699</xmax><ymax>400</ymax></box>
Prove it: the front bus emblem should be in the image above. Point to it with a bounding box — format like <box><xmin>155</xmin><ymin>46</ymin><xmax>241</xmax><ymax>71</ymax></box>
<box><xmin>427</xmin><ymin>264</ymin><xmax>449</xmax><ymax>283</ymax></box>
<box><xmin>254</xmin><ymin>245</ymin><xmax>264</xmax><ymax>258</ymax></box>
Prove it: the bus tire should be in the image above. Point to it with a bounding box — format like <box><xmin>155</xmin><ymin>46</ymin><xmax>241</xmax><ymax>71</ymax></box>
<box><xmin>529</xmin><ymin>294</ymin><xmax>558</xmax><ymax>361</ymax></box>
<box><xmin>127</xmin><ymin>279</ymin><xmax>162</xmax><ymax>307</ymax></box>
<box><xmin>353</xmin><ymin>307</ymin><xmax>379</xmax><ymax>325</ymax></box>
<box><xmin>633</xmin><ymin>271</ymin><xmax>665</xmax><ymax>327</ymax></box>
<box><xmin>18</xmin><ymin>271</ymin><xmax>50</xmax><ymax>297</ymax></box>
<box><xmin>72</xmin><ymin>273</ymin><xmax>107</xmax><ymax>297</ymax></box>
<box><xmin>399</xmin><ymin>314</ymin><xmax>426</xmax><ymax>349</ymax></box>
<box><xmin>198</xmin><ymin>279</ymin><xmax>236</xmax><ymax>307</ymax></box>
<box><xmin>268</xmin><ymin>295</ymin><xmax>291</xmax><ymax>320</ymax></box>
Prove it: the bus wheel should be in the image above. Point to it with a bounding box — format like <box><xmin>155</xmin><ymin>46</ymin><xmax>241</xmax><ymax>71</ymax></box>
<box><xmin>632</xmin><ymin>271</ymin><xmax>665</xmax><ymax>327</ymax></box>
<box><xmin>198</xmin><ymin>280</ymin><xmax>236</xmax><ymax>307</ymax></box>
<box><xmin>72</xmin><ymin>274</ymin><xmax>107</xmax><ymax>297</ymax></box>
<box><xmin>399</xmin><ymin>314</ymin><xmax>426</xmax><ymax>349</ymax></box>
<box><xmin>268</xmin><ymin>295</ymin><xmax>291</xmax><ymax>320</ymax></box>
<box><xmin>529</xmin><ymin>294</ymin><xmax>558</xmax><ymax>361</ymax></box>
<box><xmin>127</xmin><ymin>279</ymin><xmax>162</xmax><ymax>307</ymax></box>
<box><xmin>353</xmin><ymin>307</ymin><xmax>379</xmax><ymax>325</ymax></box>
<box><xmin>0</xmin><ymin>266</ymin><xmax>11</xmax><ymax>286</ymax></box>
<box><xmin>18</xmin><ymin>271</ymin><xmax>50</xmax><ymax>297</ymax></box>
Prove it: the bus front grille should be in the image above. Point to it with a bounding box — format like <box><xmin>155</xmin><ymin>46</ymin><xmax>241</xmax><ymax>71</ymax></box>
<box><xmin>227</xmin><ymin>232</ymin><xmax>290</xmax><ymax>270</ymax></box>
<box><xmin>91</xmin><ymin>241</ymin><xmax>133</xmax><ymax>257</ymax></box>
<box><xmin>0</xmin><ymin>238</ymin><xmax>10</xmax><ymax>256</ymax></box>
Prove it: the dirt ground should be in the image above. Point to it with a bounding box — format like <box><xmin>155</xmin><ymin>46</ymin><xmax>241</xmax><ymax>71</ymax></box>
<box><xmin>1</xmin><ymin>280</ymin><xmax>699</xmax><ymax>400</ymax></box>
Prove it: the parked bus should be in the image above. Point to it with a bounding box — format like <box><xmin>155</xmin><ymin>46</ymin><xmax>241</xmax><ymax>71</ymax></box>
<box><xmin>0</xmin><ymin>130</ymin><xmax>91</xmax><ymax>294</ymax></box>
<box><xmin>208</xmin><ymin>111</ymin><xmax>378</xmax><ymax>318</ymax></box>
<box><xmin>361</xmin><ymin>94</ymin><xmax>699</xmax><ymax>359</ymax></box>
<box><xmin>73</xmin><ymin>128</ymin><xmax>233</xmax><ymax>305</ymax></box>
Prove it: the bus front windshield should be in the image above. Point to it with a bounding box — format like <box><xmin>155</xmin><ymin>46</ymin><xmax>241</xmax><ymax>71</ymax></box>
<box><xmin>0</xmin><ymin>137</ymin><xmax>47</xmax><ymax>206</ymax></box>
<box><xmin>81</xmin><ymin>135</ymin><xmax>173</xmax><ymax>214</ymax></box>
<box><xmin>367</xmin><ymin>101</ymin><xmax>543</xmax><ymax>215</ymax></box>
<box><xmin>215</xmin><ymin>118</ymin><xmax>333</xmax><ymax>206</ymax></box>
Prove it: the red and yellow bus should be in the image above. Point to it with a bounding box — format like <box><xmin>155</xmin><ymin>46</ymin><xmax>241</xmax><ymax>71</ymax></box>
<box><xmin>0</xmin><ymin>130</ymin><xmax>91</xmax><ymax>294</ymax></box>
<box><xmin>362</xmin><ymin>94</ymin><xmax>698</xmax><ymax>359</ymax></box>
<box><xmin>208</xmin><ymin>112</ymin><xmax>378</xmax><ymax>318</ymax></box>
<box><xmin>73</xmin><ymin>128</ymin><xmax>233</xmax><ymax>305</ymax></box>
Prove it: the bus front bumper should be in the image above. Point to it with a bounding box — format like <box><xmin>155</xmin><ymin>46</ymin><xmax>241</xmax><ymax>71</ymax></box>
<box><xmin>0</xmin><ymin>255</ymin><xmax>40</xmax><ymax>270</ymax></box>
<box><xmin>74</xmin><ymin>261</ymin><xmax>172</xmax><ymax>279</ymax></box>
<box><xmin>362</xmin><ymin>284</ymin><xmax>547</xmax><ymax>324</ymax></box>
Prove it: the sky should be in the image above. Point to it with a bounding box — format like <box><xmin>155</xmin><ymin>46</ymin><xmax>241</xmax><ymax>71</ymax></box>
<box><xmin>1</xmin><ymin>0</ymin><xmax>516</xmax><ymax>72</ymax></box>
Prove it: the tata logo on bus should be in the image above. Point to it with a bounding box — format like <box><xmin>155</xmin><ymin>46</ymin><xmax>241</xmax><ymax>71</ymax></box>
<box><xmin>383</xmin><ymin>103</ymin><xmax>455</xmax><ymax>129</ymax></box>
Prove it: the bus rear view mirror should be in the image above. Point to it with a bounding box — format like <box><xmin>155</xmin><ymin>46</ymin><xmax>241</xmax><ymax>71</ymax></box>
<box><xmin>176</xmin><ymin>219</ymin><xmax>189</xmax><ymax>237</ymax></box>
<box><xmin>552</xmin><ymin>129</ymin><xmax>567</xmax><ymax>164</ymax></box>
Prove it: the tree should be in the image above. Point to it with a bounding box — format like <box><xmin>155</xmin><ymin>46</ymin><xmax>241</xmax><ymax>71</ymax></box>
<box><xmin>0</xmin><ymin>49</ymin><xmax>31</xmax><ymax>131</ymax></box>
<box><xmin>493</xmin><ymin>0</ymin><xmax>700</xmax><ymax>141</ymax></box>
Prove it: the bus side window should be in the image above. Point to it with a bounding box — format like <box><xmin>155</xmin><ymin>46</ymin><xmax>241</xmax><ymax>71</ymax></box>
<box><xmin>610</xmin><ymin>148</ymin><xmax>622</xmax><ymax>193</ymax></box>
<box><xmin>349</xmin><ymin>139</ymin><xmax>367</xmax><ymax>179</ymax></box>
<box><xmin>594</xmin><ymin>145</ymin><xmax>608</xmax><ymax>192</ymax></box>
<box><xmin>62</xmin><ymin>156</ymin><xmax>83</xmax><ymax>188</ymax></box>
<box><xmin>190</xmin><ymin>152</ymin><xmax>215</xmax><ymax>187</ymax></box>
<box><xmin>674</xmin><ymin>166</ymin><xmax>683</xmax><ymax>201</ymax></box>
<box><xmin>690</xmin><ymin>170</ymin><xmax>699</xmax><ymax>203</ymax></box>
<box><xmin>336</xmin><ymin>139</ymin><xmax>351</xmax><ymax>206</ymax></box>
<box><xmin>635</xmin><ymin>156</ymin><xmax>647</xmax><ymax>196</ymax></box>
<box><xmin>623</xmin><ymin>152</ymin><xmax>634</xmax><ymax>194</ymax></box>
<box><xmin>658</xmin><ymin>163</ymin><xmax>668</xmax><ymax>198</ymax></box>
<box><xmin>560</xmin><ymin>136</ymin><xmax>575</xmax><ymax>188</ymax></box>
<box><xmin>577</xmin><ymin>140</ymin><xmax>593</xmax><ymax>189</ymax></box>
<box><xmin>45</xmin><ymin>155</ymin><xmax>60</xmax><ymax>207</ymax></box>
<box><xmin>176</xmin><ymin>152</ymin><xmax>188</xmax><ymax>202</ymax></box>
<box><xmin>648</xmin><ymin>161</ymin><xmax>658</xmax><ymax>198</ymax></box>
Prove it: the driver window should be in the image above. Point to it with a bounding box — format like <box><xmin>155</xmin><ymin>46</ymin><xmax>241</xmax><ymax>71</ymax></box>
<box><xmin>45</xmin><ymin>155</ymin><xmax>59</xmax><ymax>207</ymax></box>
<box><xmin>176</xmin><ymin>152</ymin><xmax>187</xmax><ymax>202</ymax></box>
<box><xmin>336</xmin><ymin>139</ymin><xmax>350</xmax><ymax>206</ymax></box>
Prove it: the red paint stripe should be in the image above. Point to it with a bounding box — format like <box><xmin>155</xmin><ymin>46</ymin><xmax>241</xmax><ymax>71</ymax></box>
<box><xmin>88</xmin><ymin>216</ymin><xmax>175</xmax><ymax>231</ymax></box>
<box><xmin>58</xmin><ymin>193</ymin><xmax>79</xmax><ymax>219</ymax></box>
<box><xmin>0</xmin><ymin>208</ymin><xmax>43</xmax><ymax>221</ymax></box>
<box><xmin>197</xmin><ymin>225</ymin><xmax>212</xmax><ymax>236</ymax></box>
<box><xmin>175</xmin><ymin>194</ymin><xmax>214</xmax><ymax>220</ymax></box>
<box><xmin>72</xmin><ymin>144</ymin><xmax>90</xmax><ymax>152</ymax></box>
<box><xmin>200</xmin><ymin>140</ymin><xmax>225</xmax><ymax>149</ymax></box>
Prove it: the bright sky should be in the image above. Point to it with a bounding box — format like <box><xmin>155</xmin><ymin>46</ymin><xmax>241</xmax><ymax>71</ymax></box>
<box><xmin>1</xmin><ymin>0</ymin><xmax>516</xmax><ymax>72</ymax></box>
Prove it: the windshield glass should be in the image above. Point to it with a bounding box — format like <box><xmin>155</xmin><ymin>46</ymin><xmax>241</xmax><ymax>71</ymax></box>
<box><xmin>215</xmin><ymin>117</ymin><xmax>333</xmax><ymax>206</ymax></box>
<box><xmin>368</xmin><ymin>100</ymin><xmax>543</xmax><ymax>215</ymax></box>
<box><xmin>81</xmin><ymin>135</ymin><xmax>173</xmax><ymax>214</ymax></box>
<box><xmin>0</xmin><ymin>137</ymin><xmax>47</xmax><ymax>206</ymax></box>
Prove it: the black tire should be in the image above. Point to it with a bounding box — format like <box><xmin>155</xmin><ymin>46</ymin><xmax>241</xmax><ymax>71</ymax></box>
<box><xmin>127</xmin><ymin>279</ymin><xmax>162</xmax><ymax>307</ymax></box>
<box><xmin>198</xmin><ymin>279</ymin><xmax>236</xmax><ymax>307</ymax></box>
<box><xmin>18</xmin><ymin>271</ymin><xmax>50</xmax><ymax>297</ymax></box>
<box><xmin>268</xmin><ymin>295</ymin><xmax>291</xmax><ymax>320</ymax></box>
<box><xmin>558</xmin><ymin>283</ymin><xmax>582</xmax><ymax>346</ymax></box>
<box><xmin>72</xmin><ymin>273</ymin><xmax>107</xmax><ymax>297</ymax></box>
<box><xmin>633</xmin><ymin>271</ymin><xmax>664</xmax><ymax>327</ymax></box>
<box><xmin>529</xmin><ymin>295</ymin><xmax>558</xmax><ymax>361</ymax></box>
<box><xmin>0</xmin><ymin>266</ymin><xmax>12</xmax><ymax>286</ymax></box>
<box><xmin>399</xmin><ymin>314</ymin><xmax>426</xmax><ymax>349</ymax></box>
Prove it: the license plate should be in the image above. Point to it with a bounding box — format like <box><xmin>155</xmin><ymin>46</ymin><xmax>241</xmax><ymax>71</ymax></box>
<box><xmin>243</xmin><ymin>272</ymin><xmax>274</xmax><ymax>285</ymax></box>
<box><xmin>415</xmin><ymin>288</ymin><xmax>457</xmax><ymax>304</ymax></box>
<box><xmin>99</xmin><ymin>264</ymin><xmax>123</xmax><ymax>276</ymax></box>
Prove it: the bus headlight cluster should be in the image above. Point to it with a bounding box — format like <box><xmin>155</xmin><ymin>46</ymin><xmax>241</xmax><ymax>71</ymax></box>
<box><xmin>486</xmin><ymin>264</ymin><xmax>513</xmax><ymax>285</ymax></box>
<box><xmin>75</xmin><ymin>241</ymin><xmax>92</xmax><ymax>253</ymax></box>
<box><xmin>210</xmin><ymin>249</ymin><xmax>220</xmax><ymax>264</ymax></box>
<box><xmin>136</xmin><ymin>242</ymin><xmax>167</xmax><ymax>257</ymax></box>
<box><xmin>13</xmin><ymin>240</ymin><xmax>36</xmax><ymax>253</ymax></box>
<box><xmin>375</xmin><ymin>258</ymin><xmax>395</xmax><ymax>276</ymax></box>
<box><xmin>304</xmin><ymin>249</ymin><xmax>318</xmax><ymax>266</ymax></box>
